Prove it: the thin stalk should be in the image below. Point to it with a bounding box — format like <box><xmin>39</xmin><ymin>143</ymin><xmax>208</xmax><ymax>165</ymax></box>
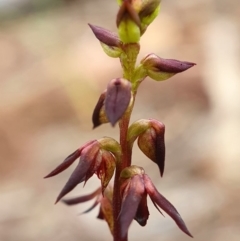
<box><xmin>112</xmin><ymin>98</ymin><xmax>135</xmax><ymax>241</ymax></box>
<box><xmin>112</xmin><ymin>43</ymin><xmax>139</xmax><ymax>241</ymax></box>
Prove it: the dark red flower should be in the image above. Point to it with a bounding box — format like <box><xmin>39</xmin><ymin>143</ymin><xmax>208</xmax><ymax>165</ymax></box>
<box><xmin>141</xmin><ymin>53</ymin><xmax>196</xmax><ymax>81</ymax></box>
<box><xmin>119</xmin><ymin>165</ymin><xmax>193</xmax><ymax>239</ymax></box>
<box><xmin>92</xmin><ymin>78</ymin><xmax>132</xmax><ymax>128</ymax></box>
<box><xmin>127</xmin><ymin>119</ymin><xmax>165</xmax><ymax>176</ymax></box>
<box><xmin>44</xmin><ymin>138</ymin><xmax>118</xmax><ymax>203</ymax></box>
<box><xmin>105</xmin><ymin>78</ymin><xmax>132</xmax><ymax>126</ymax></box>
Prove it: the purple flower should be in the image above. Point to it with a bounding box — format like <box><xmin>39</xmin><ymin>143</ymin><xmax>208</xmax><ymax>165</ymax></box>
<box><xmin>44</xmin><ymin>139</ymin><xmax>117</xmax><ymax>203</ymax></box>
<box><xmin>119</xmin><ymin>165</ymin><xmax>193</xmax><ymax>239</ymax></box>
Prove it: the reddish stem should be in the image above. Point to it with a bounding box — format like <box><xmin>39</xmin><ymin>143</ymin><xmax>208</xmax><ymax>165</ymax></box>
<box><xmin>112</xmin><ymin>43</ymin><xmax>138</xmax><ymax>241</ymax></box>
<box><xmin>112</xmin><ymin>97</ymin><xmax>135</xmax><ymax>241</ymax></box>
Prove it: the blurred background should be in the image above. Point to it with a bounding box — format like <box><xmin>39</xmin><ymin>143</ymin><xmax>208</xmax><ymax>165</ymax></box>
<box><xmin>0</xmin><ymin>0</ymin><xmax>240</xmax><ymax>240</ymax></box>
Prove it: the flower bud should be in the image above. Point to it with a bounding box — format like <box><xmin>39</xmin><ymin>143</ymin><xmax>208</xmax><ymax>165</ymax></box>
<box><xmin>116</xmin><ymin>1</ymin><xmax>141</xmax><ymax>43</ymax></box>
<box><xmin>89</xmin><ymin>24</ymin><xmax>123</xmax><ymax>57</ymax></box>
<box><xmin>105</xmin><ymin>78</ymin><xmax>132</xmax><ymax>126</ymax></box>
<box><xmin>138</xmin><ymin>119</ymin><xmax>165</xmax><ymax>176</ymax></box>
<box><xmin>45</xmin><ymin>137</ymin><xmax>121</xmax><ymax>203</ymax></box>
<box><xmin>141</xmin><ymin>53</ymin><xmax>196</xmax><ymax>81</ymax></box>
<box><xmin>127</xmin><ymin>119</ymin><xmax>165</xmax><ymax>176</ymax></box>
<box><xmin>127</xmin><ymin>119</ymin><xmax>151</xmax><ymax>146</ymax></box>
<box><xmin>138</xmin><ymin>0</ymin><xmax>161</xmax><ymax>34</ymax></box>
<box><xmin>117</xmin><ymin>0</ymin><xmax>161</xmax><ymax>37</ymax></box>
<box><xmin>118</xmin><ymin>166</ymin><xmax>193</xmax><ymax>239</ymax></box>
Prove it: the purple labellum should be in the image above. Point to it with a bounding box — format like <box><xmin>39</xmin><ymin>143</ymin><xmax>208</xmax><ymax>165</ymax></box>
<box><xmin>105</xmin><ymin>78</ymin><xmax>132</xmax><ymax>126</ymax></box>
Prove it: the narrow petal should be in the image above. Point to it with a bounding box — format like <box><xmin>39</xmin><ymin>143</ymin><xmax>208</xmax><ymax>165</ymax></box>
<box><xmin>155</xmin><ymin>130</ymin><xmax>165</xmax><ymax>176</ymax></box>
<box><xmin>100</xmin><ymin>196</ymin><xmax>114</xmax><ymax>235</ymax></box>
<box><xmin>62</xmin><ymin>187</ymin><xmax>101</xmax><ymax>205</ymax></box>
<box><xmin>156</xmin><ymin>58</ymin><xmax>196</xmax><ymax>73</ymax></box>
<box><xmin>55</xmin><ymin>162</ymin><xmax>88</xmax><ymax>204</ymax></box>
<box><xmin>152</xmin><ymin>120</ymin><xmax>165</xmax><ymax>176</ymax></box>
<box><xmin>55</xmin><ymin>142</ymin><xmax>100</xmax><ymax>203</ymax></box>
<box><xmin>44</xmin><ymin>150</ymin><xmax>80</xmax><ymax>178</ymax></box>
<box><xmin>97</xmin><ymin>208</ymin><xmax>104</xmax><ymax>220</ymax></box>
<box><xmin>81</xmin><ymin>195</ymin><xmax>102</xmax><ymax>214</ymax></box>
<box><xmin>119</xmin><ymin>175</ymin><xmax>145</xmax><ymax>239</ymax></box>
<box><xmin>134</xmin><ymin>192</ymin><xmax>149</xmax><ymax>226</ymax></box>
<box><xmin>98</xmin><ymin>151</ymin><xmax>116</xmax><ymax>193</ymax></box>
<box><xmin>84</xmin><ymin>150</ymin><xmax>103</xmax><ymax>185</ymax></box>
<box><xmin>144</xmin><ymin>175</ymin><xmax>193</xmax><ymax>237</ymax></box>
<box><xmin>44</xmin><ymin>140</ymin><xmax>96</xmax><ymax>178</ymax></box>
<box><xmin>105</xmin><ymin>78</ymin><xmax>132</xmax><ymax>126</ymax></box>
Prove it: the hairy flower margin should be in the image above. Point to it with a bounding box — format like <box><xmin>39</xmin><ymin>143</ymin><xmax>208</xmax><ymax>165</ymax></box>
<box><xmin>45</xmin><ymin>0</ymin><xmax>195</xmax><ymax>240</ymax></box>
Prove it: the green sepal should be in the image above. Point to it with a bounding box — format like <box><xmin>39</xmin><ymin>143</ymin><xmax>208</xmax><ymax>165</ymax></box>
<box><xmin>127</xmin><ymin>119</ymin><xmax>151</xmax><ymax>147</ymax></box>
<box><xmin>118</xmin><ymin>19</ymin><xmax>141</xmax><ymax>43</ymax></box>
<box><xmin>147</xmin><ymin>70</ymin><xmax>175</xmax><ymax>81</ymax></box>
<box><xmin>120</xmin><ymin>165</ymin><xmax>145</xmax><ymax>179</ymax></box>
<box><xmin>100</xmin><ymin>42</ymin><xmax>123</xmax><ymax>58</ymax></box>
<box><xmin>98</xmin><ymin>137</ymin><xmax>122</xmax><ymax>160</ymax></box>
<box><xmin>116</xmin><ymin>0</ymin><xmax>122</xmax><ymax>6</ymax></box>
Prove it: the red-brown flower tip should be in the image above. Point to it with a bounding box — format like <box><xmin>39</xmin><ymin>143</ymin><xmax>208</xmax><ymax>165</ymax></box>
<box><xmin>62</xmin><ymin>187</ymin><xmax>101</xmax><ymax>206</ymax></box>
<box><xmin>44</xmin><ymin>140</ymin><xmax>96</xmax><ymax>178</ymax></box>
<box><xmin>88</xmin><ymin>24</ymin><xmax>122</xmax><ymax>47</ymax></box>
<box><xmin>119</xmin><ymin>166</ymin><xmax>193</xmax><ymax>239</ymax></box>
<box><xmin>105</xmin><ymin>78</ymin><xmax>132</xmax><ymax>126</ymax></box>
<box><xmin>141</xmin><ymin>53</ymin><xmax>196</xmax><ymax>81</ymax></box>
<box><xmin>143</xmin><ymin>175</ymin><xmax>193</xmax><ymax>238</ymax></box>
<box><xmin>92</xmin><ymin>90</ymin><xmax>109</xmax><ymax>129</ymax></box>
<box><xmin>138</xmin><ymin>119</ymin><xmax>165</xmax><ymax>176</ymax></box>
